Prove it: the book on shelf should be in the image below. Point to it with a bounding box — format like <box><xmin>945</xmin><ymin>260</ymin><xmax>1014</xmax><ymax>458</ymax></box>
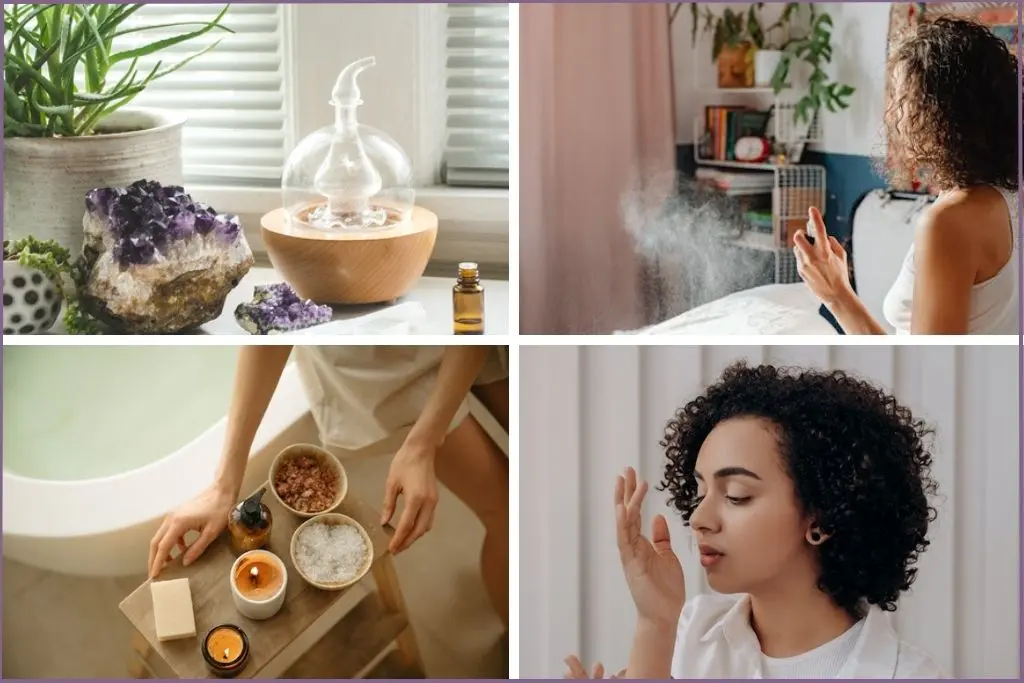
<box><xmin>694</xmin><ymin>167</ymin><xmax>775</xmax><ymax>193</ymax></box>
<box><xmin>699</xmin><ymin>107</ymin><xmax>772</xmax><ymax>162</ymax></box>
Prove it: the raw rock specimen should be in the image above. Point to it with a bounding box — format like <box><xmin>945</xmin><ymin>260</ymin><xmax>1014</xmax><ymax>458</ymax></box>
<box><xmin>234</xmin><ymin>282</ymin><xmax>333</xmax><ymax>335</ymax></box>
<box><xmin>78</xmin><ymin>180</ymin><xmax>254</xmax><ymax>333</ymax></box>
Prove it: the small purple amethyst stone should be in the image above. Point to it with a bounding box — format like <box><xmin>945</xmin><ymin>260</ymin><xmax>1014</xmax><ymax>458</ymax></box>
<box><xmin>234</xmin><ymin>283</ymin><xmax>333</xmax><ymax>335</ymax></box>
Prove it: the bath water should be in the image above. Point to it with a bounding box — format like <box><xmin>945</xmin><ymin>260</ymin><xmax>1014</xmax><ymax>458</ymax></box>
<box><xmin>3</xmin><ymin>346</ymin><xmax>240</xmax><ymax>481</ymax></box>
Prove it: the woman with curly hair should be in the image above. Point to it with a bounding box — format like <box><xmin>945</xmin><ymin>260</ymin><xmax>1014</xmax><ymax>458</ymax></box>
<box><xmin>795</xmin><ymin>16</ymin><xmax>1019</xmax><ymax>335</ymax></box>
<box><xmin>564</xmin><ymin>362</ymin><xmax>943</xmax><ymax>679</ymax></box>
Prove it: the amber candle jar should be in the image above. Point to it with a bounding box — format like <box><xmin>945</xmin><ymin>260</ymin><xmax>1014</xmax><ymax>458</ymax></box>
<box><xmin>201</xmin><ymin>624</ymin><xmax>250</xmax><ymax>678</ymax></box>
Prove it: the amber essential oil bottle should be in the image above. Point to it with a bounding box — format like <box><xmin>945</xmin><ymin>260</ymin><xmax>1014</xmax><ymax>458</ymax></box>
<box><xmin>227</xmin><ymin>487</ymin><xmax>273</xmax><ymax>554</ymax></box>
<box><xmin>453</xmin><ymin>261</ymin><xmax>484</xmax><ymax>334</ymax></box>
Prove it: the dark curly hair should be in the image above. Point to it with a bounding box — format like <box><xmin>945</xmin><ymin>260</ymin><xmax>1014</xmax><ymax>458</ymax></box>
<box><xmin>881</xmin><ymin>16</ymin><xmax>1019</xmax><ymax>191</ymax></box>
<box><xmin>659</xmin><ymin>362</ymin><xmax>939</xmax><ymax>619</ymax></box>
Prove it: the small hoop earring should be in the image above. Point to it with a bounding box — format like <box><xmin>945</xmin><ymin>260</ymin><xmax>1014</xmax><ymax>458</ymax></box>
<box><xmin>808</xmin><ymin>530</ymin><xmax>823</xmax><ymax>545</ymax></box>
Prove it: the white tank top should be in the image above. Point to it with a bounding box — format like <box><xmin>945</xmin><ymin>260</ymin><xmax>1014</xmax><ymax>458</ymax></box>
<box><xmin>883</xmin><ymin>187</ymin><xmax>1019</xmax><ymax>335</ymax></box>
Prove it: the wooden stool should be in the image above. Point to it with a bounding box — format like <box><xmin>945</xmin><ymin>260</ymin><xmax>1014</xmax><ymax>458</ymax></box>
<box><xmin>119</xmin><ymin>488</ymin><xmax>425</xmax><ymax>679</ymax></box>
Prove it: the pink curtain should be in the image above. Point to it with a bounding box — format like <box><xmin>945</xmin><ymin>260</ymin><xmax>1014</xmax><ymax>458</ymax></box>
<box><xmin>520</xmin><ymin>3</ymin><xmax>676</xmax><ymax>334</ymax></box>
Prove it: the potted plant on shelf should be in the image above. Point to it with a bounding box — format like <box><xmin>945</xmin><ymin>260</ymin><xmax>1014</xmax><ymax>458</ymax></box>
<box><xmin>684</xmin><ymin>4</ymin><xmax>763</xmax><ymax>88</ymax></box>
<box><xmin>681</xmin><ymin>3</ymin><xmax>855</xmax><ymax>125</ymax></box>
<box><xmin>3</xmin><ymin>3</ymin><xmax>231</xmax><ymax>251</ymax></box>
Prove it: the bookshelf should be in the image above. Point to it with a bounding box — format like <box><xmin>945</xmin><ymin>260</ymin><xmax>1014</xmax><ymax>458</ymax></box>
<box><xmin>690</xmin><ymin>90</ymin><xmax>826</xmax><ymax>286</ymax></box>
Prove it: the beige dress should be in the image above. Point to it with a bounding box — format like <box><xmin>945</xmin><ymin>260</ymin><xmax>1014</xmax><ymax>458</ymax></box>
<box><xmin>293</xmin><ymin>346</ymin><xmax>508</xmax><ymax>459</ymax></box>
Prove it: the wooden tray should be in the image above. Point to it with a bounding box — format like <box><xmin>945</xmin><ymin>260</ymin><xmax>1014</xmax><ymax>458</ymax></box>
<box><xmin>119</xmin><ymin>487</ymin><xmax>424</xmax><ymax>679</ymax></box>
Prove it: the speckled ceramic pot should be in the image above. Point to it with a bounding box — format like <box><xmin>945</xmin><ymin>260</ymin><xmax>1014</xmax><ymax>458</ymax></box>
<box><xmin>3</xmin><ymin>260</ymin><xmax>62</xmax><ymax>334</ymax></box>
<box><xmin>3</xmin><ymin>108</ymin><xmax>186</xmax><ymax>252</ymax></box>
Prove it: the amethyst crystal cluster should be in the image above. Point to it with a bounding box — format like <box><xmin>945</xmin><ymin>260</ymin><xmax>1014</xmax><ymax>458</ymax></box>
<box><xmin>79</xmin><ymin>179</ymin><xmax>254</xmax><ymax>334</ymax></box>
<box><xmin>235</xmin><ymin>282</ymin><xmax>333</xmax><ymax>335</ymax></box>
<box><xmin>85</xmin><ymin>180</ymin><xmax>241</xmax><ymax>267</ymax></box>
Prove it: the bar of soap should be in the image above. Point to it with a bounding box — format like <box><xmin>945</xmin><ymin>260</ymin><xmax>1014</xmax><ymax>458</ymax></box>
<box><xmin>150</xmin><ymin>578</ymin><xmax>197</xmax><ymax>641</ymax></box>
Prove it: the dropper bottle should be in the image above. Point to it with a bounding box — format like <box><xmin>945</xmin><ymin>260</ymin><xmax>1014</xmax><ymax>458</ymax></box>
<box><xmin>312</xmin><ymin>56</ymin><xmax>387</xmax><ymax>230</ymax></box>
<box><xmin>453</xmin><ymin>262</ymin><xmax>485</xmax><ymax>334</ymax></box>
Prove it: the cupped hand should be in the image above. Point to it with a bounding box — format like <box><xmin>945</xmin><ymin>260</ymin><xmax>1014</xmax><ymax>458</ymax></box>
<box><xmin>148</xmin><ymin>484</ymin><xmax>235</xmax><ymax>578</ymax></box>
<box><xmin>381</xmin><ymin>440</ymin><xmax>439</xmax><ymax>555</ymax></box>
<box><xmin>616</xmin><ymin>467</ymin><xmax>686</xmax><ymax>626</ymax></box>
<box><xmin>564</xmin><ymin>656</ymin><xmax>625</xmax><ymax>679</ymax></box>
<box><xmin>793</xmin><ymin>207</ymin><xmax>854</xmax><ymax>309</ymax></box>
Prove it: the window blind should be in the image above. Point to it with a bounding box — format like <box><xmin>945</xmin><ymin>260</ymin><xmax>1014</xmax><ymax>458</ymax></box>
<box><xmin>108</xmin><ymin>3</ymin><xmax>287</xmax><ymax>187</ymax></box>
<box><xmin>441</xmin><ymin>3</ymin><xmax>510</xmax><ymax>189</ymax></box>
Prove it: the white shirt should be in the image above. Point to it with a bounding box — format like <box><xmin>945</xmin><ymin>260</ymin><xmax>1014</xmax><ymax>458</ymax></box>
<box><xmin>293</xmin><ymin>345</ymin><xmax>508</xmax><ymax>457</ymax></box>
<box><xmin>671</xmin><ymin>594</ymin><xmax>946</xmax><ymax>679</ymax></box>
<box><xmin>761</xmin><ymin>618</ymin><xmax>864</xmax><ymax>678</ymax></box>
<box><xmin>883</xmin><ymin>187</ymin><xmax>1019</xmax><ymax>335</ymax></box>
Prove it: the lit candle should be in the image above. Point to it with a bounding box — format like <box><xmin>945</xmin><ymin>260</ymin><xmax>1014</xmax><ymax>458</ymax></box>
<box><xmin>229</xmin><ymin>549</ymin><xmax>288</xmax><ymax>621</ymax></box>
<box><xmin>233</xmin><ymin>553</ymin><xmax>282</xmax><ymax>601</ymax></box>
<box><xmin>201</xmin><ymin>624</ymin><xmax>250</xmax><ymax>678</ymax></box>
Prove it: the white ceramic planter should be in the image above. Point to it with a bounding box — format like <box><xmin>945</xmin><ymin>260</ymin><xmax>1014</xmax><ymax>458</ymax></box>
<box><xmin>2</xmin><ymin>108</ymin><xmax>187</xmax><ymax>251</ymax></box>
<box><xmin>755</xmin><ymin>49</ymin><xmax>784</xmax><ymax>87</ymax></box>
<box><xmin>3</xmin><ymin>260</ymin><xmax>62</xmax><ymax>335</ymax></box>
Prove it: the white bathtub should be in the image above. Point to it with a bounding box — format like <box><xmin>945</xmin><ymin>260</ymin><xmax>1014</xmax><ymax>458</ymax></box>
<box><xmin>2</xmin><ymin>347</ymin><xmax>317</xmax><ymax>577</ymax></box>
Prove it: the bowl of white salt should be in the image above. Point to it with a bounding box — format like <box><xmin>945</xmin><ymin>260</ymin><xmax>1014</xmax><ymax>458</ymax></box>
<box><xmin>290</xmin><ymin>513</ymin><xmax>373</xmax><ymax>591</ymax></box>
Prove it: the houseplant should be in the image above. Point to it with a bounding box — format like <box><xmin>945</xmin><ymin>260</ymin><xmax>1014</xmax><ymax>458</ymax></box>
<box><xmin>3</xmin><ymin>3</ymin><xmax>232</xmax><ymax>250</ymax></box>
<box><xmin>680</xmin><ymin>3</ymin><xmax>855</xmax><ymax>125</ymax></box>
<box><xmin>3</xmin><ymin>235</ymin><xmax>101</xmax><ymax>334</ymax></box>
<box><xmin>682</xmin><ymin>4</ymin><xmax>764</xmax><ymax>88</ymax></box>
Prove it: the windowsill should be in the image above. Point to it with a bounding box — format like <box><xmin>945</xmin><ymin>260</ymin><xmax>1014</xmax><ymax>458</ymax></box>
<box><xmin>189</xmin><ymin>184</ymin><xmax>510</xmax><ymax>269</ymax></box>
<box><xmin>190</xmin><ymin>184</ymin><xmax>509</xmax><ymax>226</ymax></box>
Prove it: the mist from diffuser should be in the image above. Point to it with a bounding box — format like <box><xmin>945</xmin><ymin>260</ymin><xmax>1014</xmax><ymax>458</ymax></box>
<box><xmin>283</xmin><ymin>56</ymin><xmax>415</xmax><ymax>233</ymax></box>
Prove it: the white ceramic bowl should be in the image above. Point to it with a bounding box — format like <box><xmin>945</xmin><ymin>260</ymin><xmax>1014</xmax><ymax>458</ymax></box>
<box><xmin>290</xmin><ymin>513</ymin><xmax>374</xmax><ymax>591</ymax></box>
<box><xmin>3</xmin><ymin>260</ymin><xmax>62</xmax><ymax>334</ymax></box>
<box><xmin>268</xmin><ymin>444</ymin><xmax>348</xmax><ymax>518</ymax></box>
<box><xmin>229</xmin><ymin>549</ymin><xmax>288</xmax><ymax>620</ymax></box>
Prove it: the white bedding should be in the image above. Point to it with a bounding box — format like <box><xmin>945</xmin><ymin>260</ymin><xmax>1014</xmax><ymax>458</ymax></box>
<box><xmin>618</xmin><ymin>283</ymin><xmax>840</xmax><ymax>335</ymax></box>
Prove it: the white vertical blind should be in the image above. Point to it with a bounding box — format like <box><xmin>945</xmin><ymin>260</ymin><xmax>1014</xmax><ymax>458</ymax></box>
<box><xmin>108</xmin><ymin>4</ymin><xmax>288</xmax><ymax>187</ymax></box>
<box><xmin>520</xmin><ymin>345</ymin><xmax>1020</xmax><ymax>679</ymax></box>
<box><xmin>441</xmin><ymin>3</ymin><xmax>510</xmax><ymax>189</ymax></box>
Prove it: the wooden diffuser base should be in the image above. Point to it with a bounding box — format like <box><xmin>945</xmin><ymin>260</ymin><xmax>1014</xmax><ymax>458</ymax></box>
<box><xmin>260</xmin><ymin>205</ymin><xmax>438</xmax><ymax>305</ymax></box>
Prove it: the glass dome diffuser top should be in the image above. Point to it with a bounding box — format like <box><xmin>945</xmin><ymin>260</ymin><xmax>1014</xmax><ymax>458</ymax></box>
<box><xmin>282</xmin><ymin>56</ymin><xmax>414</xmax><ymax>233</ymax></box>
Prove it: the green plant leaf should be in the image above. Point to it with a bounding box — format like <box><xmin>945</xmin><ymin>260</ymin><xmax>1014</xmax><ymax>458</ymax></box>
<box><xmin>150</xmin><ymin>38</ymin><xmax>222</xmax><ymax>80</ymax></box>
<box><xmin>4</xmin><ymin>113</ymin><xmax>48</xmax><ymax>136</ymax></box>
<box><xmin>108</xmin><ymin>4</ymin><xmax>230</xmax><ymax>65</ymax></box>
<box><xmin>71</xmin><ymin>85</ymin><xmax>145</xmax><ymax>106</ymax></box>
<box><xmin>4</xmin><ymin>50</ymin><xmax>63</xmax><ymax>101</ymax></box>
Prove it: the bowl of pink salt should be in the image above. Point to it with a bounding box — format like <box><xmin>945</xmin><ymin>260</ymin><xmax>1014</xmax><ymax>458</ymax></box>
<box><xmin>269</xmin><ymin>444</ymin><xmax>347</xmax><ymax>518</ymax></box>
<box><xmin>290</xmin><ymin>513</ymin><xmax>373</xmax><ymax>591</ymax></box>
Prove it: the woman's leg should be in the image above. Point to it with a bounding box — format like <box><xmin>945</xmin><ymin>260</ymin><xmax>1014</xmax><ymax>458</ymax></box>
<box><xmin>434</xmin><ymin>412</ymin><xmax>509</xmax><ymax>627</ymax></box>
<box><xmin>471</xmin><ymin>378</ymin><xmax>509</xmax><ymax>433</ymax></box>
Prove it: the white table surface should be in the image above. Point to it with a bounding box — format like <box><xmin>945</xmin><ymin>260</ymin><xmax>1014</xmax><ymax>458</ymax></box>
<box><xmin>45</xmin><ymin>267</ymin><xmax>507</xmax><ymax>336</ymax></box>
<box><xmin>202</xmin><ymin>268</ymin><xmax>508</xmax><ymax>336</ymax></box>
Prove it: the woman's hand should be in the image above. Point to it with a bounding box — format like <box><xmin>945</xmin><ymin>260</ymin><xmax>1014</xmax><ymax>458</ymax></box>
<box><xmin>793</xmin><ymin>207</ymin><xmax>855</xmax><ymax>310</ymax></box>
<box><xmin>564</xmin><ymin>656</ymin><xmax>625</xmax><ymax>679</ymax></box>
<box><xmin>148</xmin><ymin>484</ymin><xmax>235</xmax><ymax>578</ymax></box>
<box><xmin>381</xmin><ymin>439</ymin><xmax>440</xmax><ymax>555</ymax></box>
<box><xmin>616</xmin><ymin>467</ymin><xmax>686</xmax><ymax>627</ymax></box>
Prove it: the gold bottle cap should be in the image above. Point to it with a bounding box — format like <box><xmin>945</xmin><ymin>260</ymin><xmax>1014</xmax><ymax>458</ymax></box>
<box><xmin>458</xmin><ymin>262</ymin><xmax>479</xmax><ymax>278</ymax></box>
